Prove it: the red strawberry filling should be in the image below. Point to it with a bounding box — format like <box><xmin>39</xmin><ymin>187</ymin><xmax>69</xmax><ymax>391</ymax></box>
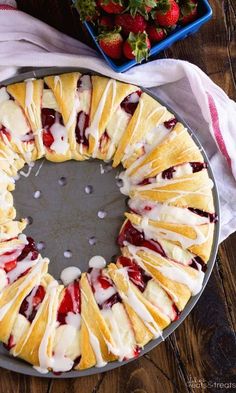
<box><xmin>162</xmin><ymin>167</ymin><xmax>176</xmax><ymax>180</ymax></box>
<box><xmin>41</xmin><ymin>108</ymin><xmax>63</xmax><ymax>149</ymax></box>
<box><xmin>172</xmin><ymin>304</ymin><xmax>181</xmax><ymax>321</ymax></box>
<box><xmin>164</xmin><ymin>118</ymin><xmax>177</xmax><ymax>129</ymax></box>
<box><xmin>133</xmin><ymin>346</ymin><xmax>141</xmax><ymax>358</ymax></box>
<box><xmin>138</xmin><ymin>161</ymin><xmax>208</xmax><ymax>184</ymax></box>
<box><xmin>4</xmin><ymin>259</ymin><xmax>17</xmax><ymax>273</ymax></box>
<box><xmin>188</xmin><ymin>207</ymin><xmax>218</xmax><ymax>223</ymax></box>
<box><xmin>0</xmin><ymin>125</ymin><xmax>11</xmax><ymax>142</ymax></box>
<box><xmin>1</xmin><ymin>237</ymin><xmax>38</xmax><ymax>281</ymax></box>
<box><xmin>118</xmin><ymin>256</ymin><xmax>151</xmax><ymax>292</ymax></box>
<box><xmin>102</xmin><ymin>292</ymin><xmax>121</xmax><ymax>309</ymax></box>
<box><xmin>120</xmin><ymin>90</ymin><xmax>142</xmax><ymax>115</ymax></box>
<box><xmin>99</xmin><ymin>130</ymin><xmax>111</xmax><ymax>153</ymax></box>
<box><xmin>17</xmin><ymin>237</ymin><xmax>39</xmax><ymax>262</ymax></box>
<box><xmin>97</xmin><ymin>274</ymin><xmax>112</xmax><ymax>289</ymax></box>
<box><xmin>3</xmin><ymin>334</ymin><xmax>15</xmax><ymax>351</ymax></box>
<box><xmin>75</xmin><ymin>110</ymin><xmax>89</xmax><ymax>147</ymax></box>
<box><xmin>190</xmin><ymin>256</ymin><xmax>207</xmax><ymax>273</ymax></box>
<box><xmin>190</xmin><ymin>162</ymin><xmax>208</xmax><ymax>172</ymax></box>
<box><xmin>19</xmin><ymin>285</ymin><xmax>46</xmax><ymax>323</ymax></box>
<box><xmin>117</xmin><ymin>220</ymin><xmax>166</xmax><ymax>257</ymax></box>
<box><xmin>88</xmin><ymin>268</ymin><xmax>121</xmax><ymax>309</ymax></box>
<box><xmin>57</xmin><ymin>281</ymin><xmax>81</xmax><ymax>325</ymax></box>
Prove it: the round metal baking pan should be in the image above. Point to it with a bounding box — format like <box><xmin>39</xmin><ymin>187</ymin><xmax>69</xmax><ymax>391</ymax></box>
<box><xmin>0</xmin><ymin>67</ymin><xmax>220</xmax><ymax>378</ymax></box>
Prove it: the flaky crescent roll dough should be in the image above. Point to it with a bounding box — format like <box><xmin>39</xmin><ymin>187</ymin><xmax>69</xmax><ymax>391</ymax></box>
<box><xmin>13</xmin><ymin>275</ymin><xmax>63</xmax><ymax>368</ymax></box>
<box><xmin>88</xmin><ymin>76</ymin><xmax>138</xmax><ymax>158</ymax></box>
<box><xmin>0</xmin><ymin>259</ymin><xmax>48</xmax><ymax>344</ymax></box>
<box><xmin>128</xmin><ymin>123</ymin><xmax>204</xmax><ymax>179</ymax></box>
<box><xmin>44</xmin><ymin>72</ymin><xmax>81</xmax><ymax>161</ymax></box>
<box><xmin>77</xmin><ymin>273</ymin><xmax>117</xmax><ymax>370</ymax></box>
<box><xmin>125</xmin><ymin>212</ymin><xmax>214</xmax><ymax>263</ymax></box>
<box><xmin>7</xmin><ymin>79</ymin><xmax>44</xmax><ymax>159</ymax></box>
<box><xmin>131</xmin><ymin>169</ymin><xmax>214</xmax><ymax>212</ymax></box>
<box><xmin>113</xmin><ymin>93</ymin><xmax>168</xmax><ymax>168</ymax></box>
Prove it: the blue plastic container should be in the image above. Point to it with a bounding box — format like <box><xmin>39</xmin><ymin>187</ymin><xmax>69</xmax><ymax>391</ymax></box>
<box><xmin>80</xmin><ymin>0</ymin><xmax>212</xmax><ymax>73</ymax></box>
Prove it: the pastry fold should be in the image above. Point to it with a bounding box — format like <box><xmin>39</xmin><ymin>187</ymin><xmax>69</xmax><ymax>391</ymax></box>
<box><xmin>87</xmin><ymin>76</ymin><xmax>138</xmax><ymax>159</ymax></box>
<box><xmin>130</xmin><ymin>170</ymin><xmax>215</xmax><ymax>212</ymax></box>
<box><xmin>113</xmin><ymin>93</ymin><xmax>168</xmax><ymax>168</ymax></box>
<box><xmin>127</xmin><ymin>123</ymin><xmax>203</xmax><ymax>181</ymax></box>
<box><xmin>0</xmin><ymin>141</ymin><xmax>25</xmax><ymax>177</ymax></box>
<box><xmin>108</xmin><ymin>263</ymin><xmax>170</xmax><ymax>346</ymax></box>
<box><xmin>7</xmin><ymin>79</ymin><xmax>44</xmax><ymax>158</ymax></box>
<box><xmin>0</xmin><ymin>258</ymin><xmax>48</xmax><ymax>344</ymax></box>
<box><xmin>13</xmin><ymin>275</ymin><xmax>63</xmax><ymax>369</ymax></box>
<box><xmin>0</xmin><ymin>188</ymin><xmax>15</xmax><ymax>223</ymax></box>
<box><xmin>0</xmin><ymin>219</ymin><xmax>27</xmax><ymax>242</ymax></box>
<box><xmin>125</xmin><ymin>212</ymin><xmax>214</xmax><ymax>263</ymax></box>
<box><xmin>122</xmin><ymin>247</ymin><xmax>193</xmax><ymax>311</ymax></box>
<box><xmin>0</xmin><ymin>168</ymin><xmax>15</xmax><ymax>192</ymax></box>
<box><xmin>44</xmin><ymin>72</ymin><xmax>81</xmax><ymax>161</ymax></box>
<box><xmin>76</xmin><ymin>273</ymin><xmax>118</xmax><ymax>370</ymax></box>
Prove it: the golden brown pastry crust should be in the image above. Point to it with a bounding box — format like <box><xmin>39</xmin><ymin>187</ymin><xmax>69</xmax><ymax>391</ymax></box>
<box><xmin>88</xmin><ymin>76</ymin><xmax>138</xmax><ymax>158</ymax></box>
<box><xmin>0</xmin><ymin>140</ymin><xmax>25</xmax><ymax>177</ymax></box>
<box><xmin>113</xmin><ymin>93</ymin><xmax>168</xmax><ymax>168</ymax></box>
<box><xmin>77</xmin><ymin>273</ymin><xmax>117</xmax><ymax>370</ymax></box>
<box><xmin>0</xmin><ymin>219</ymin><xmax>27</xmax><ymax>242</ymax></box>
<box><xmin>128</xmin><ymin>123</ymin><xmax>204</xmax><ymax>179</ymax></box>
<box><xmin>13</xmin><ymin>275</ymin><xmax>63</xmax><ymax>367</ymax></box>
<box><xmin>125</xmin><ymin>212</ymin><xmax>214</xmax><ymax>263</ymax></box>
<box><xmin>7</xmin><ymin>80</ymin><xmax>44</xmax><ymax>159</ymax></box>
<box><xmin>131</xmin><ymin>169</ymin><xmax>214</xmax><ymax>212</ymax></box>
<box><xmin>0</xmin><ymin>259</ymin><xmax>48</xmax><ymax>344</ymax></box>
<box><xmin>44</xmin><ymin>73</ymin><xmax>81</xmax><ymax>162</ymax></box>
<box><xmin>0</xmin><ymin>189</ymin><xmax>15</xmax><ymax>223</ymax></box>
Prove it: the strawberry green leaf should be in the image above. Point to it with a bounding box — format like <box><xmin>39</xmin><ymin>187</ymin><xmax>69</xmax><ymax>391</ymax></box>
<box><xmin>74</xmin><ymin>0</ymin><xmax>97</xmax><ymax>22</ymax></box>
<box><xmin>128</xmin><ymin>32</ymin><xmax>150</xmax><ymax>63</ymax></box>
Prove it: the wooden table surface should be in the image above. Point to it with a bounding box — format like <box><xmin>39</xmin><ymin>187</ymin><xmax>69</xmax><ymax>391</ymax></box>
<box><xmin>1</xmin><ymin>1</ymin><xmax>235</xmax><ymax>392</ymax></box>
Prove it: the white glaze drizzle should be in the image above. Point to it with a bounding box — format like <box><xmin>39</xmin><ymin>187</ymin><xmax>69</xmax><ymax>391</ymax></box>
<box><xmin>54</xmin><ymin>76</ymin><xmax>63</xmax><ymax>97</ymax></box>
<box><xmin>126</xmin><ymin>243</ymin><xmax>204</xmax><ymax>296</ymax></box>
<box><xmin>60</xmin><ymin>266</ymin><xmax>81</xmax><ymax>286</ymax></box>
<box><xmin>82</xmin><ymin>316</ymin><xmax>107</xmax><ymax>367</ymax></box>
<box><xmin>65</xmin><ymin>312</ymin><xmax>81</xmax><ymax>329</ymax></box>
<box><xmin>85</xmin><ymin>79</ymin><xmax>116</xmax><ymax>158</ymax></box>
<box><xmin>129</xmin><ymin>198</ymin><xmax>210</xmax><ymax>225</ymax></box>
<box><xmin>7</xmin><ymin>253</ymin><xmax>39</xmax><ymax>284</ymax></box>
<box><xmin>36</xmin><ymin>280</ymin><xmax>59</xmax><ymax>373</ymax></box>
<box><xmin>0</xmin><ymin>258</ymin><xmax>44</xmax><ymax>321</ymax></box>
<box><xmin>88</xmin><ymin>256</ymin><xmax>106</xmax><ymax>269</ymax></box>
<box><xmin>50</xmin><ymin>112</ymin><xmax>69</xmax><ymax>154</ymax></box>
<box><xmin>116</xmin><ymin>268</ymin><xmax>163</xmax><ymax>339</ymax></box>
<box><xmin>136</xmin><ymin>215</ymin><xmax>210</xmax><ymax>250</ymax></box>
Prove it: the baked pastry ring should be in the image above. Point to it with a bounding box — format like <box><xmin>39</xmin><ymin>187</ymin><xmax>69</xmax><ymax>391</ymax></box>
<box><xmin>0</xmin><ymin>72</ymin><xmax>218</xmax><ymax>375</ymax></box>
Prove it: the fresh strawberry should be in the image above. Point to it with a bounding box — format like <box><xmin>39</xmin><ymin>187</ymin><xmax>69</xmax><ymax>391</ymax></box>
<box><xmin>98</xmin><ymin>29</ymin><xmax>123</xmax><ymax>59</ymax></box>
<box><xmin>123</xmin><ymin>32</ymin><xmax>151</xmax><ymax>62</ymax></box>
<box><xmin>74</xmin><ymin>0</ymin><xmax>98</xmax><ymax>22</ymax></box>
<box><xmin>98</xmin><ymin>0</ymin><xmax>125</xmax><ymax>14</ymax></box>
<box><xmin>128</xmin><ymin>0</ymin><xmax>157</xmax><ymax>18</ymax></box>
<box><xmin>98</xmin><ymin>15</ymin><xmax>114</xmax><ymax>30</ymax></box>
<box><xmin>115</xmin><ymin>13</ymin><xmax>147</xmax><ymax>36</ymax></box>
<box><xmin>146</xmin><ymin>24</ymin><xmax>166</xmax><ymax>42</ymax></box>
<box><xmin>179</xmin><ymin>0</ymin><xmax>198</xmax><ymax>25</ymax></box>
<box><xmin>154</xmin><ymin>0</ymin><xmax>180</xmax><ymax>27</ymax></box>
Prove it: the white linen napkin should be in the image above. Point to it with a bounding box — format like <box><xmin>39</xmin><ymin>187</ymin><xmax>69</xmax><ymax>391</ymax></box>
<box><xmin>0</xmin><ymin>0</ymin><xmax>235</xmax><ymax>242</ymax></box>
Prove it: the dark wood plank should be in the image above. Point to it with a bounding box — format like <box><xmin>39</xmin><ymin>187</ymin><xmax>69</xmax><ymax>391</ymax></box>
<box><xmin>0</xmin><ymin>1</ymin><xmax>234</xmax><ymax>392</ymax></box>
<box><xmin>0</xmin><ymin>370</ymin><xmax>50</xmax><ymax>393</ymax></box>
